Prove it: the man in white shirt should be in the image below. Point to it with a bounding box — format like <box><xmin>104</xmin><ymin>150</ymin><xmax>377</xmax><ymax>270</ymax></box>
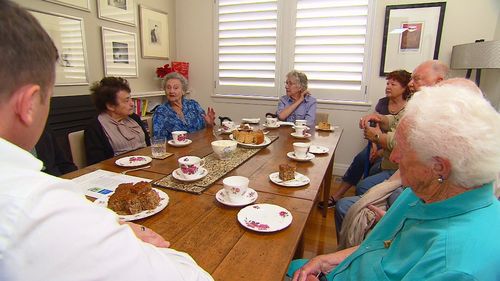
<box><xmin>0</xmin><ymin>1</ymin><xmax>213</xmax><ymax>280</ymax></box>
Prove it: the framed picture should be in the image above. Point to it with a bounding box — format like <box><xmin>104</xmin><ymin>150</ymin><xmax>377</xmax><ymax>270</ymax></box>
<box><xmin>29</xmin><ymin>10</ymin><xmax>89</xmax><ymax>86</ymax></box>
<box><xmin>139</xmin><ymin>5</ymin><xmax>169</xmax><ymax>59</ymax></box>
<box><xmin>43</xmin><ymin>0</ymin><xmax>91</xmax><ymax>12</ymax></box>
<box><xmin>380</xmin><ymin>2</ymin><xmax>446</xmax><ymax>76</ymax></box>
<box><xmin>97</xmin><ymin>0</ymin><xmax>136</xmax><ymax>26</ymax></box>
<box><xmin>101</xmin><ymin>27</ymin><xmax>138</xmax><ymax>77</ymax></box>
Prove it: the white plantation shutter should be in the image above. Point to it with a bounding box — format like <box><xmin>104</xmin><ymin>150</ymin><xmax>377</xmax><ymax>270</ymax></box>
<box><xmin>216</xmin><ymin>0</ymin><xmax>278</xmax><ymax>97</ymax></box>
<box><xmin>215</xmin><ymin>0</ymin><xmax>372</xmax><ymax>102</ymax></box>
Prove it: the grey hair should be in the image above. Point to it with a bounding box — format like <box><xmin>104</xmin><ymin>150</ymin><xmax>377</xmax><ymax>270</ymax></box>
<box><xmin>402</xmin><ymin>85</ymin><xmax>500</xmax><ymax>188</ymax></box>
<box><xmin>163</xmin><ymin>72</ymin><xmax>189</xmax><ymax>93</ymax></box>
<box><xmin>287</xmin><ymin>70</ymin><xmax>308</xmax><ymax>90</ymax></box>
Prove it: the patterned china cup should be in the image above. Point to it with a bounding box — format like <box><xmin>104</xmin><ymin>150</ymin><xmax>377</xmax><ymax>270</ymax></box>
<box><xmin>222</xmin><ymin>120</ymin><xmax>236</xmax><ymax>131</ymax></box>
<box><xmin>295</xmin><ymin>119</ymin><xmax>307</xmax><ymax>126</ymax></box>
<box><xmin>294</xmin><ymin>125</ymin><xmax>307</xmax><ymax>136</ymax></box>
<box><xmin>293</xmin><ymin>142</ymin><xmax>310</xmax><ymax>159</ymax></box>
<box><xmin>172</xmin><ymin>131</ymin><xmax>188</xmax><ymax>144</ymax></box>
<box><xmin>223</xmin><ymin>176</ymin><xmax>249</xmax><ymax>203</ymax></box>
<box><xmin>178</xmin><ymin>156</ymin><xmax>205</xmax><ymax>179</ymax></box>
<box><xmin>266</xmin><ymin>117</ymin><xmax>278</xmax><ymax>127</ymax></box>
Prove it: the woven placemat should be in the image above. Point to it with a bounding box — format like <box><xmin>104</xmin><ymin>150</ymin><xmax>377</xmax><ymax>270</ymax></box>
<box><xmin>153</xmin><ymin>135</ymin><xmax>279</xmax><ymax>194</ymax></box>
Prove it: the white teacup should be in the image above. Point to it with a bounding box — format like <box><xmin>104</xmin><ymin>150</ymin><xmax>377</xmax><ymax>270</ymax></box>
<box><xmin>178</xmin><ymin>156</ymin><xmax>205</xmax><ymax>179</ymax></box>
<box><xmin>212</xmin><ymin>140</ymin><xmax>237</xmax><ymax>160</ymax></box>
<box><xmin>293</xmin><ymin>142</ymin><xmax>310</xmax><ymax>159</ymax></box>
<box><xmin>172</xmin><ymin>131</ymin><xmax>188</xmax><ymax>144</ymax></box>
<box><xmin>223</xmin><ymin>176</ymin><xmax>249</xmax><ymax>203</ymax></box>
<box><xmin>294</xmin><ymin>125</ymin><xmax>307</xmax><ymax>136</ymax></box>
<box><xmin>295</xmin><ymin>119</ymin><xmax>307</xmax><ymax>126</ymax></box>
<box><xmin>222</xmin><ymin>120</ymin><xmax>235</xmax><ymax>131</ymax></box>
<box><xmin>266</xmin><ymin>117</ymin><xmax>278</xmax><ymax>127</ymax></box>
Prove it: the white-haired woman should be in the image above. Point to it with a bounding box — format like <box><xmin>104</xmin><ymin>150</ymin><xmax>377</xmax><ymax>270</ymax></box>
<box><xmin>276</xmin><ymin>70</ymin><xmax>317</xmax><ymax>127</ymax></box>
<box><xmin>288</xmin><ymin>84</ymin><xmax>500</xmax><ymax>281</ymax></box>
<box><xmin>153</xmin><ymin>72</ymin><xmax>215</xmax><ymax>140</ymax></box>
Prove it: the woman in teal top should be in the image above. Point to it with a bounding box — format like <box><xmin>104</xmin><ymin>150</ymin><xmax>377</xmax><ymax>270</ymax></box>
<box><xmin>289</xmin><ymin>84</ymin><xmax>500</xmax><ymax>281</ymax></box>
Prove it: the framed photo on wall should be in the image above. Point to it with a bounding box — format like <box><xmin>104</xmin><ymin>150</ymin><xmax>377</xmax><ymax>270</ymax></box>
<box><xmin>29</xmin><ymin>10</ymin><xmax>90</xmax><ymax>86</ymax></box>
<box><xmin>380</xmin><ymin>2</ymin><xmax>446</xmax><ymax>76</ymax></box>
<box><xmin>139</xmin><ymin>5</ymin><xmax>169</xmax><ymax>59</ymax></box>
<box><xmin>101</xmin><ymin>27</ymin><xmax>138</xmax><ymax>77</ymax></box>
<box><xmin>97</xmin><ymin>0</ymin><xmax>136</xmax><ymax>26</ymax></box>
<box><xmin>44</xmin><ymin>0</ymin><xmax>91</xmax><ymax>12</ymax></box>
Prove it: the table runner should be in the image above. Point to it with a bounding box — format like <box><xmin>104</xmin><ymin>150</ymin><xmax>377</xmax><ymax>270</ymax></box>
<box><xmin>153</xmin><ymin>135</ymin><xmax>278</xmax><ymax>194</ymax></box>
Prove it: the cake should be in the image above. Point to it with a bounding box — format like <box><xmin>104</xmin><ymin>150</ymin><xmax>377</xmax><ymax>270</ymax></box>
<box><xmin>232</xmin><ymin>129</ymin><xmax>265</xmax><ymax>144</ymax></box>
<box><xmin>279</xmin><ymin>164</ymin><xmax>296</xmax><ymax>181</ymax></box>
<box><xmin>318</xmin><ymin>121</ymin><xmax>331</xmax><ymax>130</ymax></box>
<box><xmin>237</xmin><ymin>124</ymin><xmax>253</xmax><ymax>131</ymax></box>
<box><xmin>108</xmin><ymin>181</ymin><xmax>160</xmax><ymax>215</ymax></box>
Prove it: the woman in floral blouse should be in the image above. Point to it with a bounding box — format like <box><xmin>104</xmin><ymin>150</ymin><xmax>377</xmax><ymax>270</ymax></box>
<box><xmin>153</xmin><ymin>72</ymin><xmax>215</xmax><ymax>140</ymax></box>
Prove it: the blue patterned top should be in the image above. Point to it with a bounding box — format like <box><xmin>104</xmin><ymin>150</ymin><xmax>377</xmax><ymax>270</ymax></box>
<box><xmin>153</xmin><ymin>98</ymin><xmax>206</xmax><ymax>140</ymax></box>
<box><xmin>276</xmin><ymin>95</ymin><xmax>317</xmax><ymax>126</ymax></box>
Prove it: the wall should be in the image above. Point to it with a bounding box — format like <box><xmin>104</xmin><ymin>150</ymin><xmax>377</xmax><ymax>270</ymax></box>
<box><xmin>14</xmin><ymin>0</ymin><xmax>176</xmax><ymax>97</ymax></box>
<box><xmin>480</xmin><ymin>1</ymin><xmax>500</xmax><ymax>110</ymax></box>
<box><xmin>175</xmin><ymin>0</ymin><xmax>500</xmax><ymax>175</ymax></box>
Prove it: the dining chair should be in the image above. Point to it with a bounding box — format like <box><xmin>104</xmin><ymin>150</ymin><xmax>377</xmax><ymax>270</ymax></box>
<box><xmin>68</xmin><ymin>130</ymin><xmax>87</xmax><ymax>169</ymax></box>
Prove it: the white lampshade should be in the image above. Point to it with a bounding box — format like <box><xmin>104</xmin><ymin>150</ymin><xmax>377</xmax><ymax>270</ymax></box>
<box><xmin>450</xmin><ymin>40</ymin><xmax>500</xmax><ymax>69</ymax></box>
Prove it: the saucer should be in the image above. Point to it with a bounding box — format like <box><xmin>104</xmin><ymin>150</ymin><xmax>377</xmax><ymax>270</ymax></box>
<box><xmin>168</xmin><ymin>139</ymin><xmax>192</xmax><ymax>147</ymax></box>
<box><xmin>277</xmin><ymin>121</ymin><xmax>294</xmax><ymax>126</ymax></box>
<box><xmin>287</xmin><ymin>152</ymin><xmax>315</xmax><ymax>162</ymax></box>
<box><xmin>216</xmin><ymin>188</ymin><xmax>258</xmax><ymax>207</ymax></box>
<box><xmin>237</xmin><ymin>204</ymin><xmax>293</xmax><ymax>232</ymax></box>
<box><xmin>309</xmin><ymin>145</ymin><xmax>329</xmax><ymax>154</ymax></box>
<box><xmin>263</xmin><ymin>123</ymin><xmax>280</xmax><ymax>129</ymax></box>
<box><xmin>171</xmin><ymin>167</ymin><xmax>208</xmax><ymax>182</ymax></box>
<box><xmin>115</xmin><ymin>155</ymin><xmax>152</xmax><ymax>167</ymax></box>
<box><xmin>291</xmin><ymin>132</ymin><xmax>311</xmax><ymax>139</ymax></box>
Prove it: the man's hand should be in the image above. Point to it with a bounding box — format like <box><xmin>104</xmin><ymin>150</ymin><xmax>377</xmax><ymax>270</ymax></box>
<box><xmin>120</xmin><ymin>221</ymin><xmax>171</xmax><ymax>248</ymax></box>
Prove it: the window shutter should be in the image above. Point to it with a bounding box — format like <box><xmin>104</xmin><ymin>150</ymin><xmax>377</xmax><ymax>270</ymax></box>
<box><xmin>293</xmin><ymin>0</ymin><xmax>369</xmax><ymax>101</ymax></box>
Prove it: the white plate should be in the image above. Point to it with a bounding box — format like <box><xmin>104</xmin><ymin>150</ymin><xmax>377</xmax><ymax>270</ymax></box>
<box><xmin>237</xmin><ymin>203</ymin><xmax>293</xmax><ymax>232</ymax></box>
<box><xmin>216</xmin><ymin>188</ymin><xmax>258</xmax><ymax>207</ymax></box>
<box><xmin>291</xmin><ymin>132</ymin><xmax>312</xmax><ymax>139</ymax></box>
<box><xmin>278</xmin><ymin>121</ymin><xmax>294</xmax><ymax>126</ymax></box>
<box><xmin>168</xmin><ymin>139</ymin><xmax>192</xmax><ymax>147</ymax></box>
<box><xmin>229</xmin><ymin>134</ymin><xmax>272</xmax><ymax>148</ymax></box>
<box><xmin>309</xmin><ymin>145</ymin><xmax>329</xmax><ymax>154</ymax></box>
<box><xmin>94</xmin><ymin>188</ymin><xmax>169</xmax><ymax>222</ymax></box>
<box><xmin>115</xmin><ymin>156</ymin><xmax>152</xmax><ymax>167</ymax></box>
<box><xmin>241</xmin><ymin>118</ymin><xmax>260</xmax><ymax>124</ymax></box>
<box><xmin>262</xmin><ymin>123</ymin><xmax>280</xmax><ymax>129</ymax></box>
<box><xmin>315</xmin><ymin>125</ymin><xmax>335</xmax><ymax>132</ymax></box>
<box><xmin>171</xmin><ymin>167</ymin><xmax>208</xmax><ymax>182</ymax></box>
<box><xmin>287</xmin><ymin>152</ymin><xmax>315</xmax><ymax>162</ymax></box>
<box><xmin>269</xmin><ymin>172</ymin><xmax>310</xmax><ymax>187</ymax></box>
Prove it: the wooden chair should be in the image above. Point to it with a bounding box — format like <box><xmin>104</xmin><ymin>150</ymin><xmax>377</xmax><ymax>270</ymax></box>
<box><xmin>68</xmin><ymin>130</ymin><xmax>87</xmax><ymax>169</ymax></box>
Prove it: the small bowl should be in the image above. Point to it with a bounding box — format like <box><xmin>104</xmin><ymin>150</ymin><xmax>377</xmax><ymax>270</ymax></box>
<box><xmin>211</xmin><ymin>140</ymin><xmax>238</xmax><ymax>160</ymax></box>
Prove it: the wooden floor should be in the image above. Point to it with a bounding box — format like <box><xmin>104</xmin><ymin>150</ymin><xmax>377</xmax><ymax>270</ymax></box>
<box><xmin>302</xmin><ymin>176</ymin><xmax>355</xmax><ymax>259</ymax></box>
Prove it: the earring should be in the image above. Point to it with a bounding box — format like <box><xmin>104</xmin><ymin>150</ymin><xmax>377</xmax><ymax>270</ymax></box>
<box><xmin>437</xmin><ymin>176</ymin><xmax>444</xmax><ymax>184</ymax></box>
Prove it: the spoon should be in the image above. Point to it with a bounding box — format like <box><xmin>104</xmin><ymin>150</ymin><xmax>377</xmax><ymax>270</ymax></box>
<box><xmin>121</xmin><ymin>165</ymin><xmax>151</xmax><ymax>174</ymax></box>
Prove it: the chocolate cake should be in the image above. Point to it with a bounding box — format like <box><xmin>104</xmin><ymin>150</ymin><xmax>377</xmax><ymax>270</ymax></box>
<box><xmin>108</xmin><ymin>182</ymin><xmax>160</xmax><ymax>215</ymax></box>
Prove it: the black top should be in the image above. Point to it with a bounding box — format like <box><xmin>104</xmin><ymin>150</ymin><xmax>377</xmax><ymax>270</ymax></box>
<box><xmin>84</xmin><ymin>113</ymin><xmax>151</xmax><ymax>165</ymax></box>
<box><xmin>35</xmin><ymin>128</ymin><xmax>77</xmax><ymax>176</ymax></box>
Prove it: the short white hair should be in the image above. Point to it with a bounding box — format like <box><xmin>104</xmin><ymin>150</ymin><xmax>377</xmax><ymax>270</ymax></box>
<box><xmin>402</xmin><ymin>85</ymin><xmax>500</xmax><ymax>188</ymax></box>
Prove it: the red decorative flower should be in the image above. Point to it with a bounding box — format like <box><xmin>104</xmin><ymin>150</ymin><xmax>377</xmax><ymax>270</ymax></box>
<box><xmin>156</xmin><ymin>63</ymin><xmax>173</xmax><ymax>78</ymax></box>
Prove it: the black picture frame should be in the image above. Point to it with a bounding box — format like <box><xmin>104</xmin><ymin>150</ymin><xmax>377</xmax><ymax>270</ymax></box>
<box><xmin>380</xmin><ymin>2</ymin><xmax>446</xmax><ymax>76</ymax></box>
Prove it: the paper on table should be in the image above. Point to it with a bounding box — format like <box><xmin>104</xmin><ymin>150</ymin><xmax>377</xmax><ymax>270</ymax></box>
<box><xmin>72</xmin><ymin>169</ymin><xmax>151</xmax><ymax>199</ymax></box>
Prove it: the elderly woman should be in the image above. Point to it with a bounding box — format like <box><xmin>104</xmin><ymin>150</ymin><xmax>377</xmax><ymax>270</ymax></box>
<box><xmin>84</xmin><ymin>77</ymin><xmax>150</xmax><ymax>165</ymax></box>
<box><xmin>277</xmin><ymin>70</ymin><xmax>316</xmax><ymax>127</ymax></box>
<box><xmin>153</xmin><ymin>72</ymin><xmax>215</xmax><ymax>140</ymax></box>
<box><xmin>289</xmin><ymin>84</ymin><xmax>500</xmax><ymax>281</ymax></box>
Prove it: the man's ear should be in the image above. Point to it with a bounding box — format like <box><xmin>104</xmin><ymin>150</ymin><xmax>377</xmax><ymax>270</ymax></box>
<box><xmin>13</xmin><ymin>84</ymin><xmax>41</xmax><ymax>126</ymax></box>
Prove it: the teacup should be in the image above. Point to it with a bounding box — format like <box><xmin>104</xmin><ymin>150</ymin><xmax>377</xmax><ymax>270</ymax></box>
<box><xmin>222</xmin><ymin>120</ymin><xmax>235</xmax><ymax>131</ymax></box>
<box><xmin>294</xmin><ymin>125</ymin><xmax>308</xmax><ymax>136</ymax></box>
<box><xmin>266</xmin><ymin>117</ymin><xmax>278</xmax><ymax>127</ymax></box>
<box><xmin>178</xmin><ymin>156</ymin><xmax>205</xmax><ymax>179</ymax></box>
<box><xmin>223</xmin><ymin>176</ymin><xmax>249</xmax><ymax>203</ymax></box>
<box><xmin>172</xmin><ymin>131</ymin><xmax>188</xmax><ymax>144</ymax></box>
<box><xmin>295</xmin><ymin>119</ymin><xmax>307</xmax><ymax>126</ymax></box>
<box><xmin>293</xmin><ymin>142</ymin><xmax>310</xmax><ymax>159</ymax></box>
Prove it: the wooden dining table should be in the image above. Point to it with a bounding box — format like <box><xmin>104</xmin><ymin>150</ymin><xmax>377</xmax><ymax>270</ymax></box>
<box><xmin>63</xmin><ymin>124</ymin><xmax>342</xmax><ymax>281</ymax></box>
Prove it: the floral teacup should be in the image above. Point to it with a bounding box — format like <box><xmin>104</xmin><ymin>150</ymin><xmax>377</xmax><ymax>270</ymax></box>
<box><xmin>223</xmin><ymin>176</ymin><xmax>249</xmax><ymax>203</ymax></box>
<box><xmin>172</xmin><ymin>131</ymin><xmax>188</xmax><ymax>144</ymax></box>
<box><xmin>178</xmin><ymin>156</ymin><xmax>205</xmax><ymax>180</ymax></box>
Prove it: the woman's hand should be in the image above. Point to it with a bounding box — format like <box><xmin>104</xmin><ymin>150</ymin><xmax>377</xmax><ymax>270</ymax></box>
<box><xmin>364</xmin><ymin>124</ymin><xmax>382</xmax><ymax>143</ymax></box>
<box><xmin>367</xmin><ymin>204</ymin><xmax>386</xmax><ymax>223</ymax></box>
<box><xmin>120</xmin><ymin>221</ymin><xmax>171</xmax><ymax>248</ymax></box>
<box><xmin>203</xmin><ymin>107</ymin><xmax>216</xmax><ymax>127</ymax></box>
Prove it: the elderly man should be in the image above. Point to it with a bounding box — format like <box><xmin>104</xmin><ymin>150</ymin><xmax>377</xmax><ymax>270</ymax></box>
<box><xmin>0</xmin><ymin>1</ymin><xmax>212</xmax><ymax>280</ymax></box>
<box><xmin>334</xmin><ymin>60</ymin><xmax>449</xmax><ymax>234</ymax></box>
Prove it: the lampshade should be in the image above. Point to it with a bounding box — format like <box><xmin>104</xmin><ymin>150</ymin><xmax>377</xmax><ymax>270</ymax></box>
<box><xmin>450</xmin><ymin>40</ymin><xmax>500</xmax><ymax>69</ymax></box>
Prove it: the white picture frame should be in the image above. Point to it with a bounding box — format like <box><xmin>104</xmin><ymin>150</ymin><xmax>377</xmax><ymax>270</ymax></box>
<box><xmin>44</xmin><ymin>0</ymin><xmax>91</xmax><ymax>12</ymax></box>
<box><xmin>97</xmin><ymin>0</ymin><xmax>136</xmax><ymax>26</ymax></box>
<box><xmin>139</xmin><ymin>5</ymin><xmax>169</xmax><ymax>59</ymax></box>
<box><xmin>30</xmin><ymin>10</ymin><xmax>90</xmax><ymax>86</ymax></box>
<box><xmin>101</xmin><ymin>27</ymin><xmax>139</xmax><ymax>77</ymax></box>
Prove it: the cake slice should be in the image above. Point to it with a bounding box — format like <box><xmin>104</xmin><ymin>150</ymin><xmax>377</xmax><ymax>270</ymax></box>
<box><xmin>279</xmin><ymin>164</ymin><xmax>296</xmax><ymax>181</ymax></box>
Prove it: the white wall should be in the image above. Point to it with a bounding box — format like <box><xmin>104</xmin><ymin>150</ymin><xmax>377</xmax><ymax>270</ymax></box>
<box><xmin>177</xmin><ymin>0</ymin><xmax>499</xmax><ymax>175</ymax></box>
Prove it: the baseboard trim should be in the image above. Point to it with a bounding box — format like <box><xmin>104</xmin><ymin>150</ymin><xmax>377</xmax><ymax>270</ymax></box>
<box><xmin>333</xmin><ymin>163</ymin><xmax>348</xmax><ymax>177</ymax></box>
